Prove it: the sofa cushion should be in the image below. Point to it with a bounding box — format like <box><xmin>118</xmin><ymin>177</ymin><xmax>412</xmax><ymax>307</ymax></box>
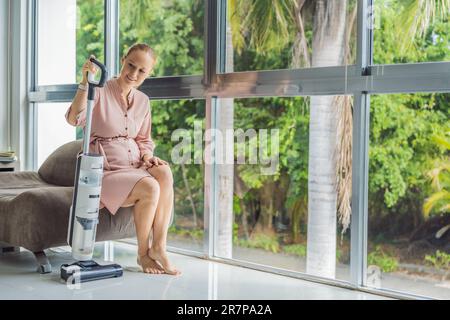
<box><xmin>0</xmin><ymin>183</ymin><xmax>135</xmax><ymax>252</ymax></box>
<box><xmin>38</xmin><ymin>140</ymin><xmax>82</xmax><ymax>186</ymax></box>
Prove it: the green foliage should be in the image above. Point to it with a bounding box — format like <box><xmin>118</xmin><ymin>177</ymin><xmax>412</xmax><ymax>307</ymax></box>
<box><xmin>423</xmin><ymin>129</ymin><xmax>450</xmax><ymax>217</ymax></box>
<box><xmin>238</xmin><ymin>233</ymin><xmax>280</xmax><ymax>253</ymax></box>
<box><xmin>282</xmin><ymin>244</ymin><xmax>306</xmax><ymax>257</ymax></box>
<box><xmin>367</xmin><ymin>246</ymin><xmax>399</xmax><ymax>273</ymax></box>
<box><xmin>76</xmin><ymin>0</ymin><xmax>104</xmax><ymax>82</ymax></box>
<box><xmin>336</xmin><ymin>248</ymin><xmax>342</xmax><ymax>263</ymax></box>
<box><xmin>424</xmin><ymin>250</ymin><xmax>450</xmax><ymax>271</ymax></box>
<box><xmin>373</xmin><ymin>0</ymin><xmax>450</xmax><ymax>64</ymax></box>
<box><xmin>232</xmin><ymin>222</ymin><xmax>239</xmax><ymax>244</ymax></box>
<box><xmin>369</xmin><ymin>94</ymin><xmax>448</xmax><ymax>209</ymax></box>
<box><xmin>169</xmin><ymin>225</ymin><xmax>204</xmax><ymax>241</ymax></box>
<box><xmin>368</xmin><ymin>1</ymin><xmax>450</xmax><ymax>227</ymax></box>
<box><xmin>119</xmin><ymin>0</ymin><xmax>203</xmax><ymax>76</ymax></box>
<box><xmin>239</xmin><ymin>242</ymin><xmax>342</xmax><ymax>262</ymax></box>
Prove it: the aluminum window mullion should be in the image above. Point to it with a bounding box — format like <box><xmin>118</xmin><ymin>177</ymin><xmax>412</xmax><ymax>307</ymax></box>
<box><xmin>105</xmin><ymin>0</ymin><xmax>119</xmax><ymax>78</ymax></box>
<box><xmin>29</xmin><ymin>0</ymin><xmax>38</xmax><ymax>171</ymax></box>
<box><xmin>103</xmin><ymin>0</ymin><xmax>120</xmax><ymax>261</ymax></box>
<box><xmin>351</xmin><ymin>0</ymin><xmax>373</xmax><ymax>288</ymax></box>
<box><xmin>204</xmin><ymin>0</ymin><xmax>218</xmax><ymax>87</ymax></box>
<box><xmin>6</xmin><ymin>0</ymin><xmax>12</xmax><ymax>153</ymax></box>
<box><xmin>29</xmin><ymin>60</ymin><xmax>450</xmax><ymax>102</ymax></box>
<box><xmin>203</xmin><ymin>0</ymin><xmax>220</xmax><ymax>258</ymax></box>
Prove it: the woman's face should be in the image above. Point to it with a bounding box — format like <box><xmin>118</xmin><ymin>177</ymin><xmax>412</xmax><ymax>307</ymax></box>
<box><xmin>119</xmin><ymin>49</ymin><xmax>155</xmax><ymax>89</ymax></box>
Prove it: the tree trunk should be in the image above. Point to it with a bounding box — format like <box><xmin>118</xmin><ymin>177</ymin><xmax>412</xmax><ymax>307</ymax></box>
<box><xmin>234</xmin><ymin>168</ymin><xmax>250</xmax><ymax>240</ymax></box>
<box><xmin>258</xmin><ymin>180</ymin><xmax>275</xmax><ymax>231</ymax></box>
<box><xmin>216</xmin><ymin>21</ymin><xmax>235</xmax><ymax>258</ymax></box>
<box><xmin>306</xmin><ymin>0</ymin><xmax>347</xmax><ymax>279</ymax></box>
<box><xmin>181</xmin><ymin>163</ymin><xmax>198</xmax><ymax>228</ymax></box>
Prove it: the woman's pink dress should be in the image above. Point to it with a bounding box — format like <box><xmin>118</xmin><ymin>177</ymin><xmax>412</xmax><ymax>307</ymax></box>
<box><xmin>65</xmin><ymin>77</ymin><xmax>155</xmax><ymax>215</ymax></box>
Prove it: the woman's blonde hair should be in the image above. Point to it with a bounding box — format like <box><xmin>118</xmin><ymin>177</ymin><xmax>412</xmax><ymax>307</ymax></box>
<box><xmin>123</xmin><ymin>43</ymin><xmax>157</xmax><ymax>62</ymax></box>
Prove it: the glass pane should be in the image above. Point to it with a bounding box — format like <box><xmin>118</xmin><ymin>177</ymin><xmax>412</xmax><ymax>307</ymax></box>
<box><xmin>37</xmin><ymin>103</ymin><xmax>77</xmax><ymax>168</ymax></box>
<box><xmin>37</xmin><ymin>0</ymin><xmax>105</xmax><ymax>86</ymax></box>
<box><xmin>226</xmin><ymin>0</ymin><xmax>357</xmax><ymax>73</ymax></box>
<box><xmin>368</xmin><ymin>93</ymin><xmax>450</xmax><ymax>299</ymax></box>
<box><xmin>151</xmin><ymin>99</ymin><xmax>205</xmax><ymax>253</ymax></box>
<box><xmin>119</xmin><ymin>0</ymin><xmax>204</xmax><ymax>77</ymax></box>
<box><xmin>213</xmin><ymin>96</ymin><xmax>353</xmax><ymax>282</ymax></box>
<box><xmin>373</xmin><ymin>0</ymin><xmax>450</xmax><ymax>64</ymax></box>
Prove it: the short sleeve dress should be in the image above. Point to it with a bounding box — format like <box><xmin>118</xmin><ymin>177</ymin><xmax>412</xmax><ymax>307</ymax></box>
<box><xmin>65</xmin><ymin>77</ymin><xmax>155</xmax><ymax>215</ymax></box>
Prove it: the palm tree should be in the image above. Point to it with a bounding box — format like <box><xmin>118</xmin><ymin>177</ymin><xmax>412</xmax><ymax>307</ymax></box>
<box><xmin>229</xmin><ymin>0</ymin><xmax>352</xmax><ymax>278</ymax></box>
<box><xmin>228</xmin><ymin>0</ymin><xmax>450</xmax><ymax>278</ymax></box>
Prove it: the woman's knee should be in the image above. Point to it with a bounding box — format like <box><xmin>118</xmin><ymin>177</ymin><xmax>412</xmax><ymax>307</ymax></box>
<box><xmin>135</xmin><ymin>177</ymin><xmax>160</xmax><ymax>201</ymax></box>
<box><xmin>152</xmin><ymin>165</ymin><xmax>174</xmax><ymax>187</ymax></box>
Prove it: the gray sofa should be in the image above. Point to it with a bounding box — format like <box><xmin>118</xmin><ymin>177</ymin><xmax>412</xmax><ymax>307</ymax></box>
<box><xmin>0</xmin><ymin>140</ymin><xmax>136</xmax><ymax>273</ymax></box>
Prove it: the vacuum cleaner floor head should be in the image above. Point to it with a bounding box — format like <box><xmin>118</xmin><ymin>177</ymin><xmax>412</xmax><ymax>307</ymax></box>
<box><xmin>61</xmin><ymin>260</ymin><xmax>123</xmax><ymax>284</ymax></box>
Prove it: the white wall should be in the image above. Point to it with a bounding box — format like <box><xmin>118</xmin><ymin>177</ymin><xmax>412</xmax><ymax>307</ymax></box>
<box><xmin>0</xmin><ymin>0</ymin><xmax>9</xmax><ymax>151</ymax></box>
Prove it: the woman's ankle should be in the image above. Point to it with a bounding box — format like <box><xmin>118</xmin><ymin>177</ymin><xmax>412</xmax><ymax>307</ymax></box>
<box><xmin>150</xmin><ymin>243</ymin><xmax>166</xmax><ymax>253</ymax></box>
<box><xmin>138</xmin><ymin>248</ymin><xmax>149</xmax><ymax>258</ymax></box>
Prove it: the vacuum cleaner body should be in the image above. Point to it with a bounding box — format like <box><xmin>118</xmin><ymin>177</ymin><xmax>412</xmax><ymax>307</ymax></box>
<box><xmin>61</xmin><ymin>58</ymin><xmax>123</xmax><ymax>284</ymax></box>
<box><xmin>67</xmin><ymin>153</ymin><xmax>103</xmax><ymax>261</ymax></box>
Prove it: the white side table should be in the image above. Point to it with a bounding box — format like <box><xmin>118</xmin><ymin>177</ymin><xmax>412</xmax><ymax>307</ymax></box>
<box><xmin>0</xmin><ymin>160</ymin><xmax>20</xmax><ymax>172</ymax></box>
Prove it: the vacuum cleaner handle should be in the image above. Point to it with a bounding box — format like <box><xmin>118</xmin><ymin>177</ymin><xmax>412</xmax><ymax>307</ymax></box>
<box><xmin>82</xmin><ymin>58</ymin><xmax>108</xmax><ymax>154</ymax></box>
<box><xmin>87</xmin><ymin>58</ymin><xmax>108</xmax><ymax>101</ymax></box>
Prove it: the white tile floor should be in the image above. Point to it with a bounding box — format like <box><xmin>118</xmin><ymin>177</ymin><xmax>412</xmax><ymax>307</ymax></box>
<box><xmin>0</xmin><ymin>242</ymin><xmax>390</xmax><ymax>300</ymax></box>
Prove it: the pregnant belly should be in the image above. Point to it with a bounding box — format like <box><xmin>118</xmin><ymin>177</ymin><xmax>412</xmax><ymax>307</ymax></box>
<box><xmin>92</xmin><ymin>138</ymin><xmax>141</xmax><ymax>170</ymax></box>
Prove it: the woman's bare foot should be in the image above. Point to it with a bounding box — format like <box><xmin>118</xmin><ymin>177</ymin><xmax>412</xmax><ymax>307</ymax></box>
<box><xmin>137</xmin><ymin>254</ymin><xmax>165</xmax><ymax>274</ymax></box>
<box><xmin>148</xmin><ymin>246</ymin><xmax>181</xmax><ymax>276</ymax></box>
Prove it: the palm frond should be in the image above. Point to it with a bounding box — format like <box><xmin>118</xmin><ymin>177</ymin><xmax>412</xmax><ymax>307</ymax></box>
<box><xmin>241</xmin><ymin>0</ymin><xmax>297</xmax><ymax>54</ymax></box>
<box><xmin>291</xmin><ymin>0</ymin><xmax>310</xmax><ymax>68</ymax></box>
<box><xmin>423</xmin><ymin>190</ymin><xmax>450</xmax><ymax>217</ymax></box>
<box><xmin>344</xmin><ymin>4</ymin><xmax>358</xmax><ymax>65</ymax></box>
<box><xmin>334</xmin><ymin>96</ymin><xmax>353</xmax><ymax>236</ymax></box>
<box><xmin>432</xmin><ymin>134</ymin><xmax>450</xmax><ymax>150</ymax></box>
<box><xmin>399</xmin><ymin>0</ymin><xmax>450</xmax><ymax>51</ymax></box>
<box><xmin>228</xmin><ymin>0</ymin><xmax>247</xmax><ymax>55</ymax></box>
<box><xmin>427</xmin><ymin>161</ymin><xmax>450</xmax><ymax>190</ymax></box>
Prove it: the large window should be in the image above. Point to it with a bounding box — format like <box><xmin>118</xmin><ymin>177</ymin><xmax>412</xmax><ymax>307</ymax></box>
<box><xmin>25</xmin><ymin>0</ymin><xmax>450</xmax><ymax>300</ymax></box>
<box><xmin>119</xmin><ymin>0</ymin><xmax>204</xmax><ymax>77</ymax></box>
<box><xmin>225</xmin><ymin>0</ymin><xmax>357</xmax><ymax>73</ymax></box>
<box><xmin>211</xmin><ymin>96</ymin><xmax>352</xmax><ymax>282</ymax></box>
<box><xmin>37</xmin><ymin>0</ymin><xmax>104</xmax><ymax>86</ymax></box>
<box><xmin>368</xmin><ymin>93</ymin><xmax>450</xmax><ymax>299</ymax></box>
<box><xmin>151</xmin><ymin>99</ymin><xmax>206</xmax><ymax>253</ymax></box>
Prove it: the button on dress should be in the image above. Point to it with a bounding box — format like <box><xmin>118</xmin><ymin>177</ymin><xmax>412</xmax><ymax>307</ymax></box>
<box><xmin>65</xmin><ymin>77</ymin><xmax>155</xmax><ymax>215</ymax></box>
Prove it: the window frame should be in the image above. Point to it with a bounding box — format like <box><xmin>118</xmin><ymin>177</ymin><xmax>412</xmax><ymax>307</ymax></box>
<box><xmin>25</xmin><ymin>0</ymin><xmax>450</xmax><ymax>300</ymax></box>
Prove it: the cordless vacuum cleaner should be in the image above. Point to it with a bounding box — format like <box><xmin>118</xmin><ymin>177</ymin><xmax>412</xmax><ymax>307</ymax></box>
<box><xmin>61</xmin><ymin>58</ymin><xmax>123</xmax><ymax>284</ymax></box>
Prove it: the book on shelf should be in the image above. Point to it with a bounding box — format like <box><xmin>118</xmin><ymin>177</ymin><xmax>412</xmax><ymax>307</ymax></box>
<box><xmin>0</xmin><ymin>151</ymin><xmax>15</xmax><ymax>158</ymax></box>
<box><xmin>0</xmin><ymin>156</ymin><xmax>17</xmax><ymax>163</ymax></box>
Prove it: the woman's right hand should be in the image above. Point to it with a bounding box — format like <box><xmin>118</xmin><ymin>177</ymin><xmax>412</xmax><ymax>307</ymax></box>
<box><xmin>81</xmin><ymin>54</ymin><xmax>98</xmax><ymax>85</ymax></box>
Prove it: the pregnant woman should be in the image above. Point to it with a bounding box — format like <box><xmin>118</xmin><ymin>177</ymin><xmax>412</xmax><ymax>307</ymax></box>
<box><xmin>65</xmin><ymin>43</ymin><xmax>180</xmax><ymax>276</ymax></box>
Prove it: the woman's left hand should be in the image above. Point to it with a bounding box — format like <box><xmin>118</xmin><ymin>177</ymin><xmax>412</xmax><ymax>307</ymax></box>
<box><xmin>143</xmin><ymin>155</ymin><xmax>168</xmax><ymax>167</ymax></box>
